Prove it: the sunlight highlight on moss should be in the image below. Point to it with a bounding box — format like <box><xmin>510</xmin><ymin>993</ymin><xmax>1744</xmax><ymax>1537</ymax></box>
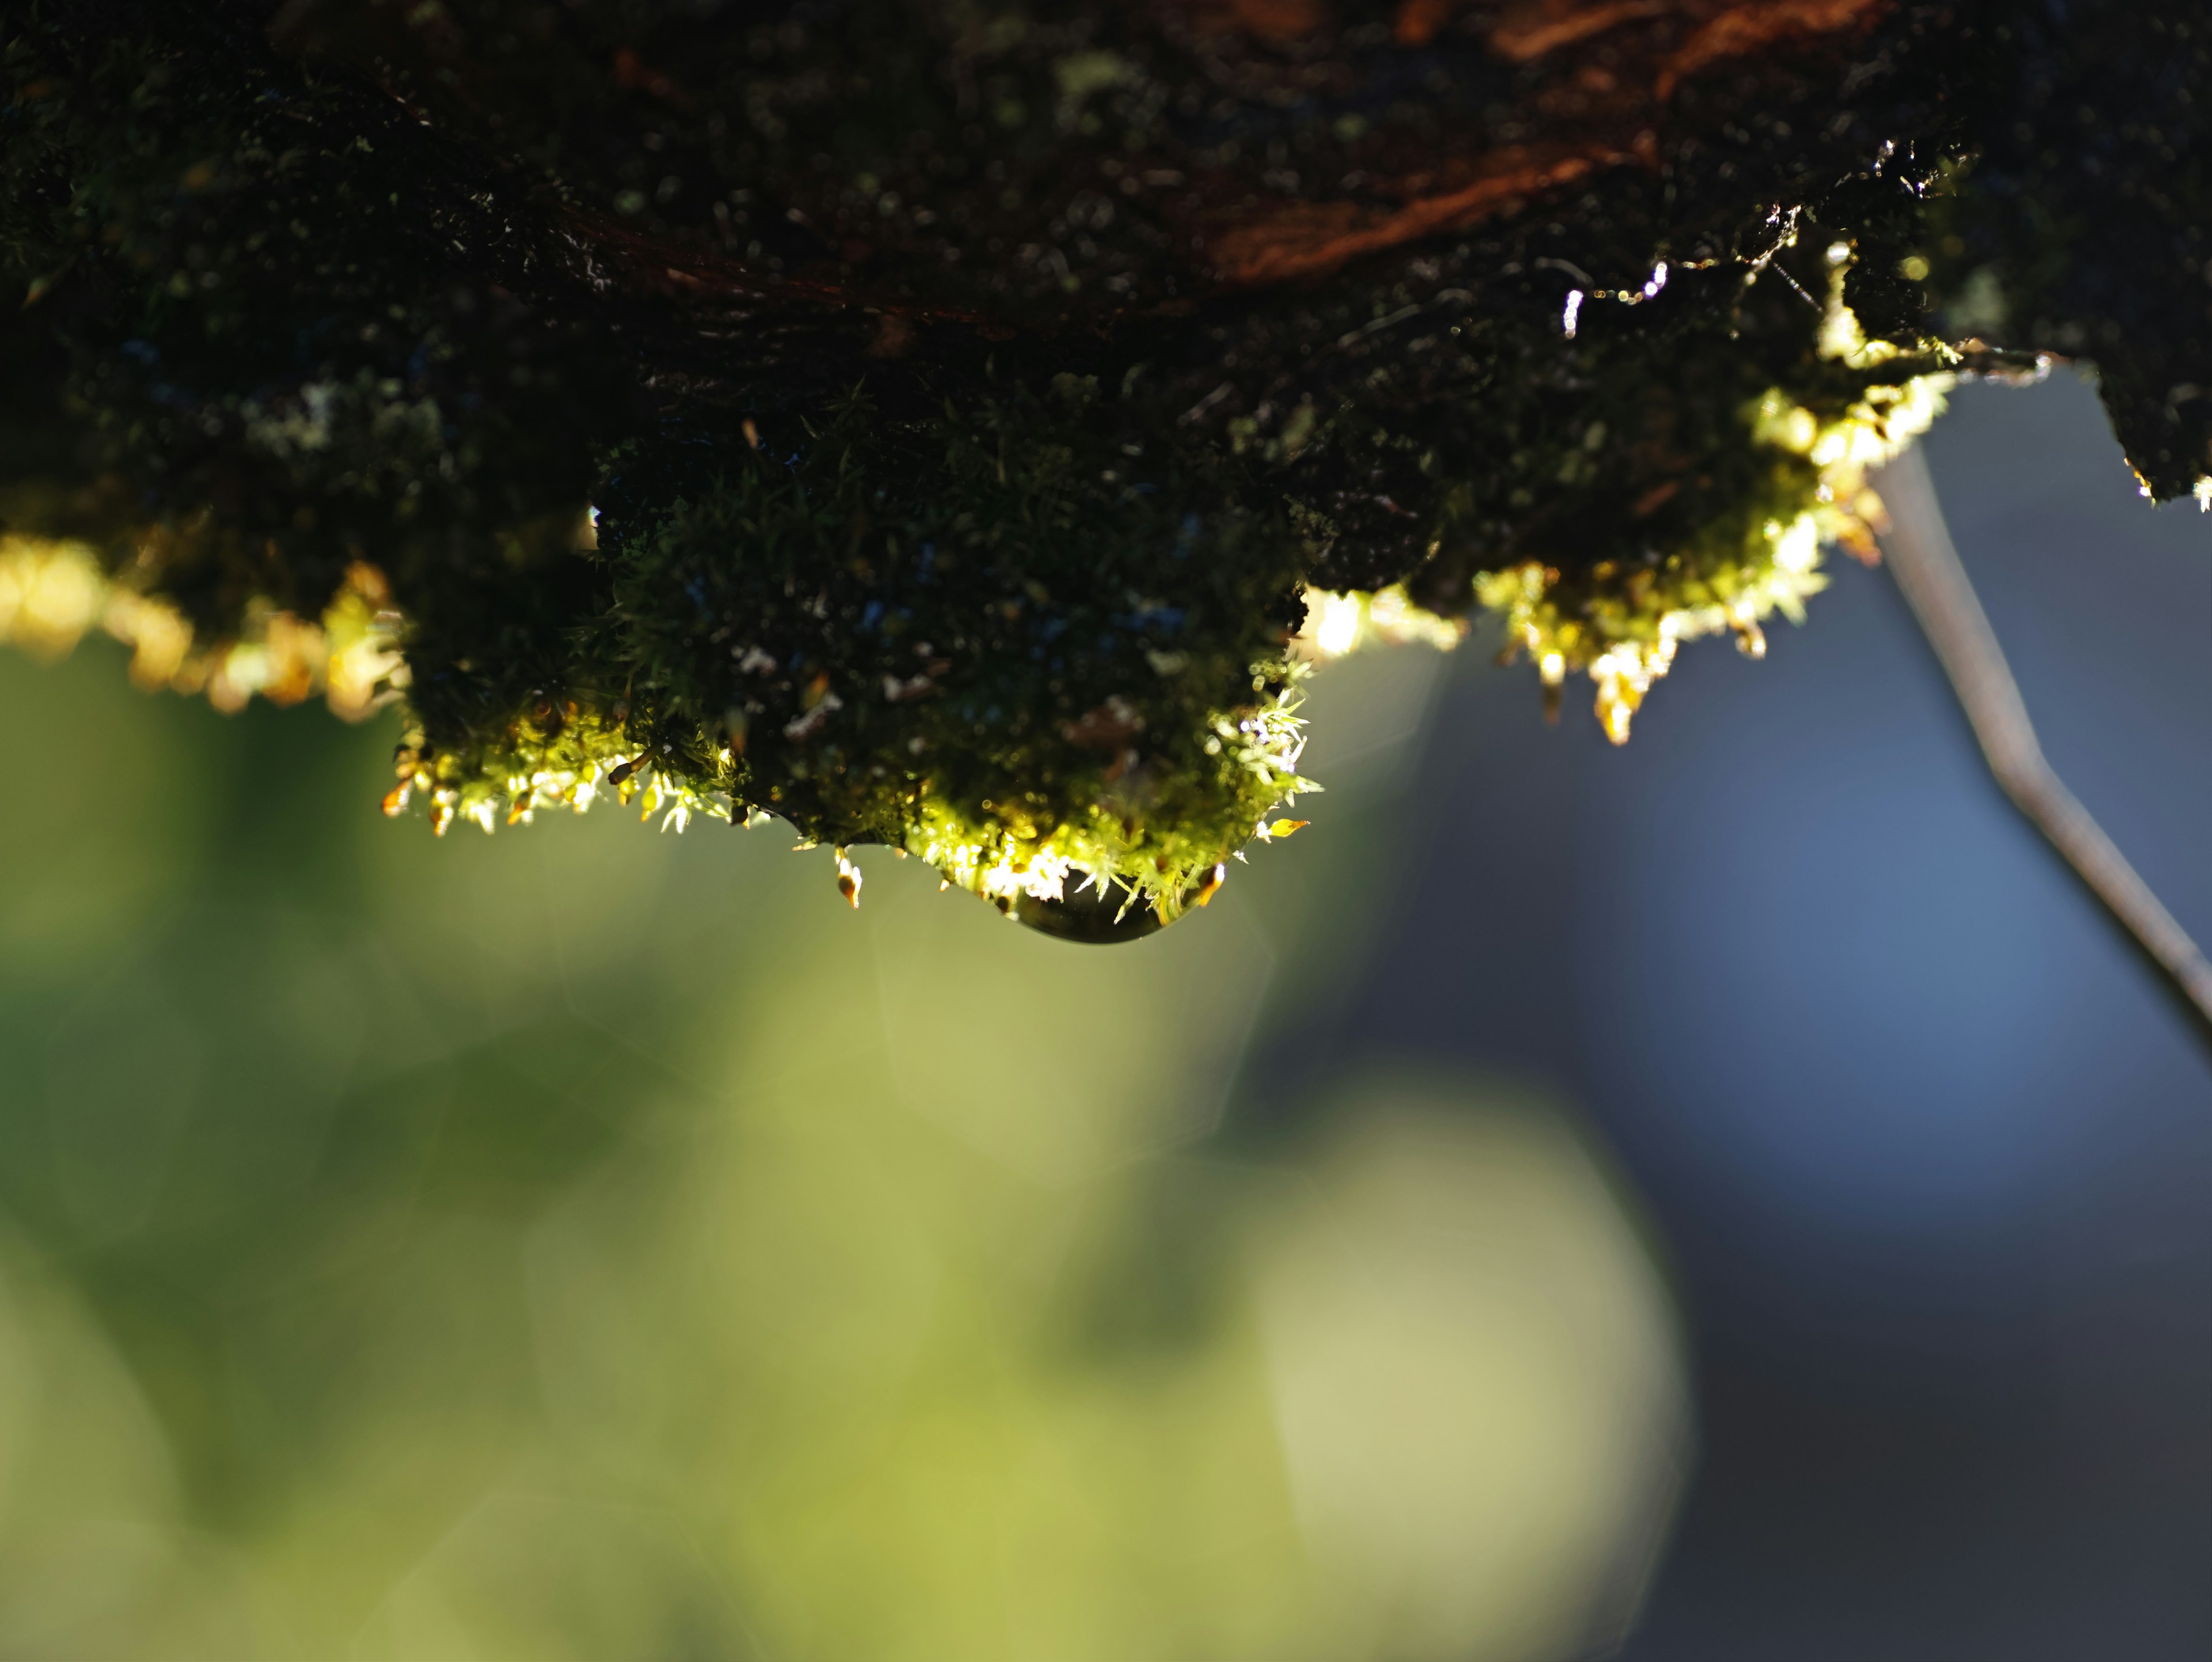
<box><xmin>0</xmin><ymin>537</ymin><xmax>404</xmax><ymax>721</ymax></box>
<box><xmin>384</xmin><ymin>660</ymin><xmax>1317</xmax><ymax>927</ymax></box>
<box><xmin>1475</xmin><ymin>331</ymin><xmax>1949</xmax><ymax>743</ymax></box>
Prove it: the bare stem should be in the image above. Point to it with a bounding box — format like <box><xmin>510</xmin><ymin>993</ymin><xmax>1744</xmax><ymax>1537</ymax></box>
<box><xmin>1874</xmin><ymin>445</ymin><xmax>2212</xmax><ymax>1032</ymax></box>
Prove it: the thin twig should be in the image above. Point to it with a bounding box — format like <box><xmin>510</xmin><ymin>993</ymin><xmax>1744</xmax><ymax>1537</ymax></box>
<box><xmin>1874</xmin><ymin>445</ymin><xmax>2212</xmax><ymax>1030</ymax></box>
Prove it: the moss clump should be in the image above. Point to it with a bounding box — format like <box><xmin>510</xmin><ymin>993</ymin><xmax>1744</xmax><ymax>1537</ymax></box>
<box><xmin>2</xmin><ymin>1</ymin><xmax>2204</xmax><ymax>931</ymax></box>
<box><xmin>392</xmin><ymin>388</ymin><xmax>1315</xmax><ymax>917</ymax></box>
<box><xmin>1462</xmin><ymin>273</ymin><xmax>1955</xmax><ymax>740</ymax></box>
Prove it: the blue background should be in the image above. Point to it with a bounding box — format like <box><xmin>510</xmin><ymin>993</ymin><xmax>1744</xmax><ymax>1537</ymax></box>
<box><xmin>1243</xmin><ymin>370</ymin><xmax>2212</xmax><ymax>1657</ymax></box>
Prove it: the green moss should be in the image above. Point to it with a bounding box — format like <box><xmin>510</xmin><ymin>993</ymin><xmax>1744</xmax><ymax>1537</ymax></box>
<box><xmin>3</xmin><ymin>1</ymin><xmax>2204</xmax><ymax>933</ymax></box>
<box><xmin>397</xmin><ymin>388</ymin><xmax>1313</xmax><ymax>913</ymax></box>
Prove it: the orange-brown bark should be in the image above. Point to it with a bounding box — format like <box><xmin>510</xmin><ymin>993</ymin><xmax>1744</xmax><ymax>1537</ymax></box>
<box><xmin>1202</xmin><ymin>0</ymin><xmax>1892</xmax><ymax>289</ymax></box>
<box><xmin>1657</xmin><ymin>0</ymin><xmax>1892</xmax><ymax>98</ymax></box>
<box><xmin>1206</xmin><ymin>149</ymin><xmax>1619</xmax><ymax>286</ymax></box>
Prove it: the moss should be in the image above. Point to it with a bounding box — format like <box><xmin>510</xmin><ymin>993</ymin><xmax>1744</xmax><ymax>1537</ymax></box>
<box><xmin>395</xmin><ymin>388</ymin><xmax>1314</xmax><ymax>914</ymax></box>
<box><xmin>2</xmin><ymin>1</ymin><xmax>2205</xmax><ymax>933</ymax></box>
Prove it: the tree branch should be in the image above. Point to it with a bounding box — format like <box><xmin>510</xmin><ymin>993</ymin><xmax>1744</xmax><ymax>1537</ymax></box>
<box><xmin>1874</xmin><ymin>445</ymin><xmax>2212</xmax><ymax>1035</ymax></box>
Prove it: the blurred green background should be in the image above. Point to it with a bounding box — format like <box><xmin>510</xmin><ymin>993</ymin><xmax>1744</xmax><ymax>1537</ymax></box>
<box><xmin>0</xmin><ymin>634</ymin><xmax>1685</xmax><ymax>1659</ymax></box>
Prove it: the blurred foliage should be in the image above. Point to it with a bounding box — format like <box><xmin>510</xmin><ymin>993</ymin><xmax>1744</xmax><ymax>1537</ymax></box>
<box><xmin>0</xmin><ymin>634</ymin><xmax>1686</xmax><ymax>1660</ymax></box>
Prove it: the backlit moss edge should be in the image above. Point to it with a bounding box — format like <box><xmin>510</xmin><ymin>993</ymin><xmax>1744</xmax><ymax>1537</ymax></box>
<box><xmin>379</xmin><ymin>660</ymin><xmax>1316</xmax><ymax>927</ymax></box>
<box><xmin>1465</xmin><ymin>292</ymin><xmax>1952</xmax><ymax>742</ymax></box>
<box><xmin>0</xmin><ymin>532</ymin><xmax>1312</xmax><ymax>921</ymax></box>
<box><xmin>0</xmin><ymin>279</ymin><xmax>1953</xmax><ymax>922</ymax></box>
